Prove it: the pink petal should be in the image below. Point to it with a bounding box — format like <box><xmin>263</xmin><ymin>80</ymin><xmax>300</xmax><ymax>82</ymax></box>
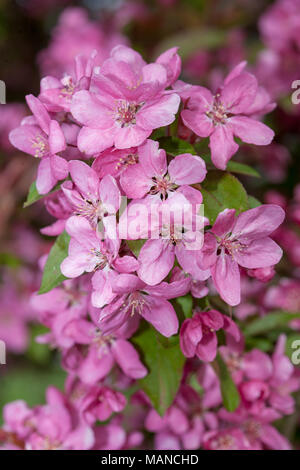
<box><xmin>137</xmin><ymin>239</ymin><xmax>175</xmax><ymax>286</ymax></box>
<box><xmin>36</xmin><ymin>157</ymin><xmax>56</xmax><ymax>194</ymax></box>
<box><xmin>229</xmin><ymin>116</ymin><xmax>274</xmax><ymax>145</ymax></box>
<box><xmin>49</xmin><ymin>120</ymin><xmax>66</xmax><ymax>154</ymax></box>
<box><xmin>141</xmin><ymin>295</ymin><xmax>179</xmax><ymax>337</ymax></box>
<box><xmin>114</xmin><ymin>125</ymin><xmax>151</xmax><ymax>149</ymax></box>
<box><xmin>71</xmin><ymin>90</ymin><xmax>113</xmax><ymax>128</ymax></box>
<box><xmin>120</xmin><ymin>164</ymin><xmax>152</xmax><ymax>199</ymax></box>
<box><xmin>232</xmin><ymin>205</ymin><xmax>285</xmax><ymax>241</ymax></box>
<box><xmin>69</xmin><ymin>160</ymin><xmax>99</xmax><ymax>201</ymax></box>
<box><xmin>209</xmin><ymin>125</ymin><xmax>239</xmax><ymax>170</ymax></box>
<box><xmin>137</xmin><ymin>93</ymin><xmax>180</xmax><ymax>129</ymax></box>
<box><xmin>234</xmin><ymin>237</ymin><xmax>283</xmax><ymax>269</ymax></box>
<box><xmin>211</xmin><ymin>253</ymin><xmax>241</xmax><ymax>306</ymax></box>
<box><xmin>112</xmin><ymin>339</ymin><xmax>147</xmax><ymax>379</ymax></box>
<box><xmin>212</xmin><ymin>209</ymin><xmax>236</xmax><ymax>237</ymax></box>
<box><xmin>181</xmin><ymin>109</ymin><xmax>214</xmax><ymax>137</ymax></box>
<box><xmin>139</xmin><ymin>139</ymin><xmax>167</xmax><ymax>178</ymax></box>
<box><xmin>77</xmin><ymin>126</ymin><xmax>115</xmax><ymax>155</ymax></box>
<box><xmin>220</xmin><ymin>72</ymin><xmax>258</xmax><ymax>114</ymax></box>
<box><xmin>168</xmin><ymin>154</ymin><xmax>207</xmax><ymax>185</ymax></box>
<box><xmin>26</xmin><ymin>94</ymin><xmax>50</xmax><ymax>134</ymax></box>
<box><xmin>100</xmin><ymin>175</ymin><xmax>121</xmax><ymax>212</ymax></box>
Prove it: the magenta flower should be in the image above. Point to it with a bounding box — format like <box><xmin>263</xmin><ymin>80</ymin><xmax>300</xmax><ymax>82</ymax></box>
<box><xmin>120</xmin><ymin>139</ymin><xmax>206</xmax><ymax>200</ymax></box>
<box><xmin>9</xmin><ymin>95</ymin><xmax>67</xmax><ymax>194</ymax></box>
<box><xmin>60</xmin><ymin>216</ymin><xmax>139</xmax><ymax>307</ymax></box>
<box><xmin>71</xmin><ymin>45</ymin><xmax>181</xmax><ymax>154</ymax></box>
<box><xmin>60</xmin><ymin>318</ymin><xmax>147</xmax><ymax>383</ymax></box>
<box><xmin>39</xmin><ymin>51</ymin><xmax>97</xmax><ymax>112</ymax></box>
<box><xmin>62</xmin><ymin>160</ymin><xmax>121</xmax><ymax>228</ymax></box>
<box><xmin>99</xmin><ymin>273</ymin><xmax>189</xmax><ymax>337</ymax></box>
<box><xmin>181</xmin><ymin>62</ymin><xmax>275</xmax><ymax>170</ymax></box>
<box><xmin>180</xmin><ymin>309</ymin><xmax>241</xmax><ymax>362</ymax></box>
<box><xmin>200</xmin><ymin>205</ymin><xmax>285</xmax><ymax>306</ymax></box>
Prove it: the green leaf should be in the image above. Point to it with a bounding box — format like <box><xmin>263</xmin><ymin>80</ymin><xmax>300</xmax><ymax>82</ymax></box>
<box><xmin>176</xmin><ymin>294</ymin><xmax>193</xmax><ymax>318</ymax></box>
<box><xmin>226</xmin><ymin>160</ymin><xmax>260</xmax><ymax>178</ymax></box>
<box><xmin>127</xmin><ymin>239</ymin><xmax>146</xmax><ymax>258</ymax></box>
<box><xmin>38</xmin><ymin>231</ymin><xmax>70</xmax><ymax>294</ymax></box>
<box><xmin>200</xmin><ymin>171</ymin><xmax>248</xmax><ymax>224</ymax></box>
<box><xmin>24</xmin><ymin>181</ymin><xmax>61</xmax><ymax>208</ymax></box>
<box><xmin>248</xmin><ymin>195</ymin><xmax>262</xmax><ymax>209</ymax></box>
<box><xmin>215</xmin><ymin>353</ymin><xmax>240</xmax><ymax>412</ymax></box>
<box><xmin>243</xmin><ymin>311</ymin><xmax>300</xmax><ymax>337</ymax></box>
<box><xmin>155</xmin><ymin>28</ymin><xmax>227</xmax><ymax>60</ymax></box>
<box><xmin>158</xmin><ymin>136</ymin><xmax>196</xmax><ymax>156</ymax></box>
<box><xmin>132</xmin><ymin>326</ymin><xmax>186</xmax><ymax>415</ymax></box>
<box><xmin>199</xmin><ymin>153</ymin><xmax>260</xmax><ymax>177</ymax></box>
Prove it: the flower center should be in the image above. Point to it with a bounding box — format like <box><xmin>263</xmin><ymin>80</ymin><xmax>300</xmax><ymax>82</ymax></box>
<box><xmin>218</xmin><ymin>234</ymin><xmax>246</xmax><ymax>257</ymax></box>
<box><xmin>90</xmin><ymin>248</ymin><xmax>109</xmax><ymax>270</ymax></box>
<box><xmin>115</xmin><ymin>101</ymin><xmax>140</xmax><ymax>127</ymax></box>
<box><xmin>31</xmin><ymin>135</ymin><xmax>49</xmax><ymax>158</ymax></box>
<box><xmin>150</xmin><ymin>175</ymin><xmax>176</xmax><ymax>199</ymax></box>
<box><xmin>75</xmin><ymin>199</ymin><xmax>107</xmax><ymax>226</ymax></box>
<box><xmin>123</xmin><ymin>291</ymin><xmax>146</xmax><ymax>317</ymax></box>
<box><xmin>115</xmin><ymin>153</ymin><xmax>139</xmax><ymax>172</ymax></box>
<box><xmin>161</xmin><ymin>224</ymin><xmax>183</xmax><ymax>246</ymax></box>
<box><xmin>206</xmin><ymin>94</ymin><xmax>228</xmax><ymax>126</ymax></box>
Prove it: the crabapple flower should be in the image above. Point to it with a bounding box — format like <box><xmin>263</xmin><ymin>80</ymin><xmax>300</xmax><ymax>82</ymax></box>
<box><xmin>181</xmin><ymin>62</ymin><xmax>275</xmax><ymax>169</ymax></box>
<box><xmin>120</xmin><ymin>139</ymin><xmax>206</xmax><ymax>200</ymax></box>
<box><xmin>62</xmin><ymin>160</ymin><xmax>121</xmax><ymax>228</ymax></box>
<box><xmin>60</xmin><ymin>319</ymin><xmax>147</xmax><ymax>383</ymax></box>
<box><xmin>180</xmin><ymin>309</ymin><xmax>241</xmax><ymax>362</ymax></box>
<box><xmin>39</xmin><ymin>51</ymin><xmax>98</xmax><ymax>113</ymax></box>
<box><xmin>60</xmin><ymin>216</ymin><xmax>139</xmax><ymax>307</ymax></box>
<box><xmin>200</xmin><ymin>205</ymin><xmax>285</xmax><ymax>306</ymax></box>
<box><xmin>98</xmin><ymin>273</ymin><xmax>189</xmax><ymax>337</ymax></box>
<box><xmin>71</xmin><ymin>45</ymin><xmax>181</xmax><ymax>154</ymax></box>
<box><xmin>9</xmin><ymin>95</ymin><xmax>67</xmax><ymax>194</ymax></box>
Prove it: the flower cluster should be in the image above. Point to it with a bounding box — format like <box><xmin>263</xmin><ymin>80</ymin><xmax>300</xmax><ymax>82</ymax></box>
<box><xmin>1</xmin><ymin>0</ymin><xmax>300</xmax><ymax>451</ymax></box>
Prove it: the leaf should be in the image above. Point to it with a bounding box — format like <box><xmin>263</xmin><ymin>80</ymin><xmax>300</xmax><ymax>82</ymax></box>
<box><xmin>243</xmin><ymin>311</ymin><xmax>300</xmax><ymax>337</ymax></box>
<box><xmin>176</xmin><ymin>294</ymin><xmax>193</xmax><ymax>318</ymax></box>
<box><xmin>127</xmin><ymin>239</ymin><xmax>147</xmax><ymax>258</ymax></box>
<box><xmin>199</xmin><ymin>153</ymin><xmax>260</xmax><ymax>177</ymax></box>
<box><xmin>24</xmin><ymin>181</ymin><xmax>61</xmax><ymax>208</ymax></box>
<box><xmin>248</xmin><ymin>195</ymin><xmax>262</xmax><ymax>209</ymax></box>
<box><xmin>132</xmin><ymin>326</ymin><xmax>186</xmax><ymax>415</ymax></box>
<box><xmin>226</xmin><ymin>161</ymin><xmax>260</xmax><ymax>178</ymax></box>
<box><xmin>155</xmin><ymin>28</ymin><xmax>227</xmax><ymax>60</ymax></box>
<box><xmin>215</xmin><ymin>353</ymin><xmax>240</xmax><ymax>412</ymax></box>
<box><xmin>38</xmin><ymin>231</ymin><xmax>70</xmax><ymax>294</ymax></box>
<box><xmin>200</xmin><ymin>171</ymin><xmax>248</xmax><ymax>224</ymax></box>
<box><xmin>158</xmin><ymin>136</ymin><xmax>196</xmax><ymax>156</ymax></box>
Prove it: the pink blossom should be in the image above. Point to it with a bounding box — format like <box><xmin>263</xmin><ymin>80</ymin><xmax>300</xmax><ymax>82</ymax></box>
<box><xmin>60</xmin><ymin>216</ymin><xmax>138</xmax><ymax>307</ymax></box>
<box><xmin>71</xmin><ymin>45</ymin><xmax>181</xmax><ymax>154</ymax></box>
<box><xmin>98</xmin><ymin>273</ymin><xmax>189</xmax><ymax>337</ymax></box>
<box><xmin>200</xmin><ymin>205</ymin><xmax>285</xmax><ymax>305</ymax></box>
<box><xmin>120</xmin><ymin>139</ymin><xmax>206</xmax><ymax>200</ymax></box>
<box><xmin>62</xmin><ymin>160</ymin><xmax>121</xmax><ymax>228</ymax></box>
<box><xmin>9</xmin><ymin>95</ymin><xmax>67</xmax><ymax>194</ymax></box>
<box><xmin>180</xmin><ymin>309</ymin><xmax>241</xmax><ymax>362</ymax></box>
<box><xmin>180</xmin><ymin>62</ymin><xmax>275</xmax><ymax>169</ymax></box>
